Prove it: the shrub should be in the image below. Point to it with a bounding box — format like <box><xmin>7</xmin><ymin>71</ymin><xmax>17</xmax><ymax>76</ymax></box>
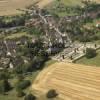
<box><xmin>0</xmin><ymin>80</ymin><xmax>11</xmax><ymax>94</ymax></box>
<box><xmin>86</xmin><ymin>48</ymin><xmax>97</xmax><ymax>58</ymax></box>
<box><xmin>0</xmin><ymin>70</ymin><xmax>10</xmax><ymax>80</ymax></box>
<box><xmin>17</xmin><ymin>74</ymin><xmax>24</xmax><ymax>82</ymax></box>
<box><xmin>46</xmin><ymin>89</ymin><xmax>58</xmax><ymax>98</ymax></box>
<box><xmin>16</xmin><ymin>80</ymin><xmax>31</xmax><ymax>90</ymax></box>
<box><xmin>16</xmin><ymin>88</ymin><xmax>25</xmax><ymax>97</ymax></box>
<box><xmin>0</xmin><ymin>80</ymin><xmax>5</xmax><ymax>94</ymax></box>
<box><xmin>3</xmin><ymin>80</ymin><xmax>11</xmax><ymax>91</ymax></box>
<box><xmin>24</xmin><ymin>93</ymin><xmax>36</xmax><ymax>100</ymax></box>
<box><xmin>79</xmin><ymin>36</ymin><xmax>91</xmax><ymax>42</ymax></box>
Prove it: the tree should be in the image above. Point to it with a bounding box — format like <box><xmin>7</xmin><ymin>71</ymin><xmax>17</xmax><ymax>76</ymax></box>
<box><xmin>0</xmin><ymin>69</ymin><xmax>10</xmax><ymax>80</ymax></box>
<box><xmin>16</xmin><ymin>80</ymin><xmax>31</xmax><ymax>90</ymax></box>
<box><xmin>16</xmin><ymin>88</ymin><xmax>25</xmax><ymax>97</ymax></box>
<box><xmin>0</xmin><ymin>80</ymin><xmax>5</xmax><ymax>94</ymax></box>
<box><xmin>27</xmin><ymin>27</ymin><xmax>42</xmax><ymax>36</ymax></box>
<box><xmin>17</xmin><ymin>63</ymin><xmax>32</xmax><ymax>74</ymax></box>
<box><xmin>17</xmin><ymin>74</ymin><xmax>24</xmax><ymax>82</ymax></box>
<box><xmin>0</xmin><ymin>70</ymin><xmax>11</xmax><ymax>94</ymax></box>
<box><xmin>0</xmin><ymin>79</ymin><xmax>11</xmax><ymax>94</ymax></box>
<box><xmin>57</xmin><ymin>0</ymin><xmax>61</xmax><ymax>2</ymax></box>
<box><xmin>3</xmin><ymin>79</ymin><xmax>11</xmax><ymax>92</ymax></box>
<box><xmin>46</xmin><ymin>89</ymin><xmax>58</xmax><ymax>98</ymax></box>
<box><xmin>86</xmin><ymin>48</ymin><xmax>97</xmax><ymax>58</ymax></box>
<box><xmin>24</xmin><ymin>93</ymin><xmax>36</xmax><ymax>100</ymax></box>
<box><xmin>15</xmin><ymin>38</ymin><xmax>48</xmax><ymax>74</ymax></box>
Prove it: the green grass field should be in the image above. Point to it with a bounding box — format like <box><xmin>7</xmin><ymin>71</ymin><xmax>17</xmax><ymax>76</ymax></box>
<box><xmin>76</xmin><ymin>50</ymin><xmax>100</xmax><ymax>67</ymax></box>
<box><xmin>47</xmin><ymin>0</ymin><xmax>83</xmax><ymax>17</ymax></box>
<box><xmin>59</xmin><ymin>0</ymin><xmax>82</xmax><ymax>6</ymax></box>
<box><xmin>5</xmin><ymin>32</ymin><xmax>33</xmax><ymax>39</ymax></box>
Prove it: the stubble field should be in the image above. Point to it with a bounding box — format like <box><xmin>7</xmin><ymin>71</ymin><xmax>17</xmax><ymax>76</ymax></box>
<box><xmin>0</xmin><ymin>0</ymin><xmax>99</xmax><ymax>16</ymax></box>
<box><xmin>32</xmin><ymin>62</ymin><xmax>100</xmax><ymax>100</ymax></box>
<box><xmin>0</xmin><ymin>0</ymin><xmax>35</xmax><ymax>15</ymax></box>
<box><xmin>0</xmin><ymin>0</ymin><xmax>54</xmax><ymax>16</ymax></box>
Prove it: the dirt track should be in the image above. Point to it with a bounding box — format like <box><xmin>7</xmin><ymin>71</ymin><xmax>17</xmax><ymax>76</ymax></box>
<box><xmin>32</xmin><ymin>62</ymin><xmax>100</xmax><ymax>100</ymax></box>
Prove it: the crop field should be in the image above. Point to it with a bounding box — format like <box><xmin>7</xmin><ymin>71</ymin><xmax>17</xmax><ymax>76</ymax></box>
<box><xmin>0</xmin><ymin>0</ymin><xmax>54</xmax><ymax>16</ymax></box>
<box><xmin>0</xmin><ymin>0</ymin><xmax>36</xmax><ymax>16</ymax></box>
<box><xmin>0</xmin><ymin>0</ymin><xmax>99</xmax><ymax>16</ymax></box>
<box><xmin>36</xmin><ymin>0</ymin><xmax>54</xmax><ymax>8</ymax></box>
<box><xmin>32</xmin><ymin>62</ymin><xmax>100</xmax><ymax>100</ymax></box>
<box><xmin>93</xmin><ymin>0</ymin><xmax>100</xmax><ymax>3</ymax></box>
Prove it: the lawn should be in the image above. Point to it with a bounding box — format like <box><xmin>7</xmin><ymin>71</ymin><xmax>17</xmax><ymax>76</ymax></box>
<box><xmin>5</xmin><ymin>32</ymin><xmax>32</xmax><ymax>39</ymax></box>
<box><xmin>76</xmin><ymin>50</ymin><xmax>100</xmax><ymax>67</ymax></box>
<box><xmin>47</xmin><ymin>0</ymin><xmax>83</xmax><ymax>17</ymax></box>
<box><xmin>60</xmin><ymin>0</ymin><xmax>82</xmax><ymax>6</ymax></box>
<box><xmin>58</xmin><ymin>0</ymin><xmax>100</xmax><ymax>5</ymax></box>
<box><xmin>55</xmin><ymin>12</ymin><xmax>78</xmax><ymax>17</ymax></box>
<box><xmin>47</xmin><ymin>0</ymin><xmax>100</xmax><ymax>17</ymax></box>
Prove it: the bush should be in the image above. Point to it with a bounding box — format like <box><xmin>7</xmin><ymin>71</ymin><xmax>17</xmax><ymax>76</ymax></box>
<box><xmin>0</xmin><ymin>80</ymin><xmax>5</xmax><ymax>94</ymax></box>
<box><xmin>0</xmin><ymin>80</ymin><xmax>11</xmax><ymax>94</ymax></box>
<box><xmin>79</xmin><ymin>36</ymin><xmax>91</xmax><ymax>42</ymax></box>
<box><xmin>46</xmin><ymin>89</ymin><xmax>58</xmax><ymax>98</ymax></box>
<box><xmin>17</xmin><ymin>74</ymin><xmax>24</xmax><ymax>82</ymax></box>
<box><xmin>16</xmin><ymin>88</ymin><xmax>25</xmax><ymax>97</ymax></box>
<box><xmin>24</xmin><ymin>93</ymin><xmax>36</xmax><ymax>100</ymax></box>
<box><xmin>0</xmin><ymin>71</ymin><xmax>10</xmax><ymax>80</ymax></box>
<box><xmin>3</xmin><ymin>80</ymin><xmax>11</xmax><ymax>91</ymax></box>
<box><xmin>86</xmin><ymin>48</ymin><xmax>97</xmax><ymax>58</ymax></box>
<box><xmin>16</xmin><ymin>80</ymin><xmax>31</xmax><ymax>90</ymax></box>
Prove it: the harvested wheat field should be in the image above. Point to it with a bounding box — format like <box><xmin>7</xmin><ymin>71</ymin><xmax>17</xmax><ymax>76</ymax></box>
<box><xmin>0</xmin><ymin>0</ymin><xmax>54</xmax><ymax>15</ymax></box>
<box><xmin>36</xmin><ymin>0</ymin><xmax>54</xmax><ymax>8</ymax></box>
<box><xmin>32</xmin><ymin>62</ymin><xmax>100</xmax><ymax>100</ymax></box>
<box><xmin>93</xmin><ymin>0</ymin><xmax>100</xmax><ymax>3</ymax></box>
<box><xmin>0</xmin><ymin>0</ymin><xmax>36</xmax><ymax>16</ymax></box>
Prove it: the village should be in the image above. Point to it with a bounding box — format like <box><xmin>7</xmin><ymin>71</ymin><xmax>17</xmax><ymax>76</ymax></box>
<box><xmin>0</xmin><ymin>1</ymin><xmax>100</xmax><ymax>69</ymax></box>
<box><xmin>0</xmin><ymin>0</ymin><xmax>100</xmax><ymax>100</ymax></box>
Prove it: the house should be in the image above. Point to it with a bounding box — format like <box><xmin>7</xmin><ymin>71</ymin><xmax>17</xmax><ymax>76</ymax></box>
<box><xmin>0</xmin><ymin>57</ymin><xmax>10</xmax><ymax>68</ymax></box>
<box><xmin>96</xmin><ymin>21</ymin><xmax>100</xmax><ymax>28</ymax></box>
<box><xmin>0</xmin><ymin>40</ymin><xmax>7</xmax><ymax>57</ymax></box>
